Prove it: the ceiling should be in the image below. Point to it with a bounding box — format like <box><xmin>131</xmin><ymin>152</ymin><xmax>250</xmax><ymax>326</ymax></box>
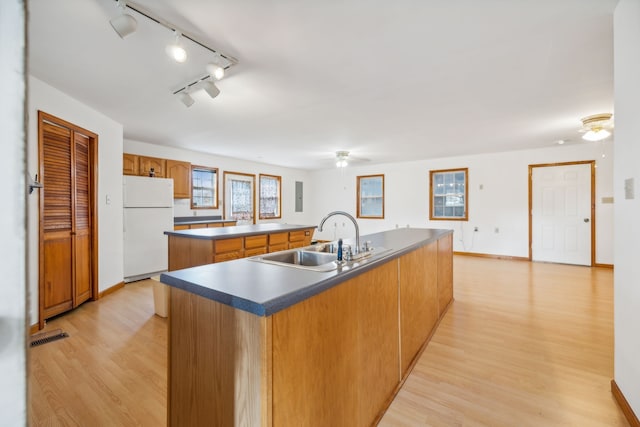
<box><xmin>29</xmin><ymin>0</ymin><xmax>617</xmax><ymax>170</ymax></box>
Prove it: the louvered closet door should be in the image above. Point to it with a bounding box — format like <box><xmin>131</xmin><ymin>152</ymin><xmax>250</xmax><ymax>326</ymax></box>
<box><xmin>74</xmin><ymin>132</ymin><xmax>92</xmax><ymax>305</ymax></box>
<box><xmin>42</xmin><ymin>122</ymin><xmax>74</xmax><ymax>318</ymax></box>
<box><xmin>41</xmin><ymin>121</ymin><xmax>93</xmax><ymax>319</ymax></box>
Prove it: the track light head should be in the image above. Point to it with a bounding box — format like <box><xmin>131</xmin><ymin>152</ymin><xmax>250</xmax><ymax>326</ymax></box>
<box><xmin>166</xmin><ymin>31</ymin><xmax>187</xmax><ymax>63</ymax></box>
<box><xmin>203</xmin><ymin>81</ymin><xmax>220</xmax><ymax>99</ymax></box>
<box><xmin>206</xmin><ymin>62</ymin><xmax>225</xmax><ymax>80</ymax></box>
<box><xmin>179</xmin><ymin>91</ymin><xmax>195</xmax><ymax>107</ymax></box>
<box><xmin>110</xmin><ymin>1</ymin><xmax>137</xmax><ymax>39</ymax></box>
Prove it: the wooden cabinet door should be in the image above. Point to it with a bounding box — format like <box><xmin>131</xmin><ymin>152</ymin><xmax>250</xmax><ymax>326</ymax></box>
<box><xmin>138</xmin><ymin>156</ymin><xmax>166</xmax><ymax>177</ymax></box>
<box><xmin>122</xmin><ymin>153</ymin><xmax>138</xmax><ymax>175</ymax></box>
<box><xmin>166</xmin><ymin>160</ymin><xmax>191</xmax><ymax>198</ymax></box>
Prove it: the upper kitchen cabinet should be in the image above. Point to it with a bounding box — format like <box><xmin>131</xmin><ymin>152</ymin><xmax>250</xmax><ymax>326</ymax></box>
<box><xmin>139</xmin><ymin>156</ymin><xmax>166</xmax><ymax>177</ymax></box>
<box><xmin>123</xmin><ymin>153</ymin><xmax>139</xmax><ymax>176</ymax></box>
<box><xmin>166</xmin><ymin>160</ymin><xmax>191</xmax><ymax>199</ymax></box>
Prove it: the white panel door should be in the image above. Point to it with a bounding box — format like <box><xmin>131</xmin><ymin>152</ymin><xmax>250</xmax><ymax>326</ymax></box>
<box><xmin>532</xmin><ymin>163</ymin><xmax>592</xmax><ymax>265</ymax></box>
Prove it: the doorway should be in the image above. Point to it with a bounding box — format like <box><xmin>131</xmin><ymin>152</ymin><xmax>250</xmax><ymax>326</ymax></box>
<box><xmin>38</xmin><ymin>111</ymin><xmax>99</xmax><ymax>328</ymax></box>
<box><xmin>529</xmin><ymin>161</ymin><xmax>595</xmax><ymax>266</ymax></box>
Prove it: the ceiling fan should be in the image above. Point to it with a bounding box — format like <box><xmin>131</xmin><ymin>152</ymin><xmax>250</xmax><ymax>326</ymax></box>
<box><xmin>579</xmin><ymin>113</ymin><xmax>614</xmax><ymax>141</ymax></box>
<box><xmin>334</xmin><ymin>150</ymin><xmax>370</xmax><ymax>168</ymax></box>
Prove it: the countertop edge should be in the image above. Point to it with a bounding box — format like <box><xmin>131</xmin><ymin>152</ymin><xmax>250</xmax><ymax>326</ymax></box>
<box><xmin>164</xmin><ymin>223</ymin><xmax>317</xmax><ymax>240</ymax></box>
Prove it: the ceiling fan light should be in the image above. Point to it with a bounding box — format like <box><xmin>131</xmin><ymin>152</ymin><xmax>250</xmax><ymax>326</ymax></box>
<box><xmin>206</xmin><ymin>62</ymin><xmax>225</xmax><ymax>80</ymax></box>
<box><xmin>166</xmin><ymin>31</ymin><xmax>187</xmax><ymax>63</ymax></box>
<box><xmin>179</xmin><ymin>91</ymin><xmax>195</xmax><ymax>107</ymax></box>
<box><xmin>204</xmin><ymin>81</ymin><xmax>220</xmax><ymax>99</ymax></box>
<box><xmin>109</xmin><ymin>1</ymin><xmax>137</xmax><ymax>39</ymax></box>
<box><xmin>336</xmin><ymin>159</ymin><xmax>348</xmax><ymax>168</ymax></box>
<box><xmin>582</xmin><ymin>128</ymin><xmax>611</xmax><ymax>142</ymax></box>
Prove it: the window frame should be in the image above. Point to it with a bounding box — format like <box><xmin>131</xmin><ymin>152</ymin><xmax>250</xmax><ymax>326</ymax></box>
<box><xmin>357</xmin><ymin>174</ymin><xmax>385</xmax><ymax>219</ymax></box>
<box><xmin>429</xmin><ymin>168</ymin><xmax>468</xmax><ymax>221</ymax></box>
<box><xmin>258</xmin><ymin>174</ymin><xmax>282</xmax><ymax>220</ymax></box>
<box><xmin>223</xmin><ymin>171</ymin><xmax>256</xmax><ymax>224</ymax></box>
<box><xmin>190</xmin><ymin>165</ymin><xmax>219</xmax><ymax>210</ymax></box>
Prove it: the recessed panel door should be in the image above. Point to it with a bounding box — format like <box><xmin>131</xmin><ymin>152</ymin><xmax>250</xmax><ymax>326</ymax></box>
<box><xmin>531</xmin><ymin>163</ymin><xmax>592</xmax><ymax>266</ymax></box>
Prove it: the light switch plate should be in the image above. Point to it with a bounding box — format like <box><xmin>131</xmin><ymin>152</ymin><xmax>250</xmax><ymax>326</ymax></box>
<box><xmin>625</xmin><ymin>178</ymin><xmax>635</xmax><ymax>200</ymax></box>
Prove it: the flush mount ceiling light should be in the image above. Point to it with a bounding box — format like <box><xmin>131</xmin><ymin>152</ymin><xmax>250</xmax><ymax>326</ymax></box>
<box><xmin>166</xmin><ymin>30</ymin><xmax>188</xmax><ymax>63</ymax></box>
<box><xmin>580</xmin><ymin>113</ymin><xmax>613</xmax><ymax>141</ymax></box>
<box><xmin>336</xmin><ymin>151</ymin><xmax>350</xmax><ymax>168</ymax></box>
<box><xmin>109</xmin><ymin>0</ymin><xmax>137</xmax><ymax>39</ymax></box>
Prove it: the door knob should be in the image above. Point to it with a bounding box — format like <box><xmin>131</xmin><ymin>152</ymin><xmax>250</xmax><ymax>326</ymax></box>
<box><xmin>584</xmin><ymin>218</ymin><xmax>590</xmax><ymax>223</ymax></box>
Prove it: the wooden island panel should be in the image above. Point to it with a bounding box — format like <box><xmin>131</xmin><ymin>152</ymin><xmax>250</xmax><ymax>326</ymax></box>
<box><xmin>271</xmin><ymin>260</ymin><xmax>399</xmax><ymax>426</ymax></box>
<box><xmin>437</xmin><ymin>233</ymin><xmax>454</xmax><ymax>314</ymax></box>
<box><xmin>169</xmin><ymin>286</ymin><xmax>272</xmax><ymax>426</ymax></box>
<box><xmin>399</xmin><ymin>241</ymin><xmax>439</xmax><ymax>375</ymax></box>
<box><xmin>168</xmin><ymin>237</ymin><xmax>213</xmax><ymax>271</ymax></box>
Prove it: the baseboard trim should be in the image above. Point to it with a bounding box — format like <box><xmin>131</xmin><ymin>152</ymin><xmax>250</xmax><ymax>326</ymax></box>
<box><xmin>611</xmin><ymin>379</ymin><xmax>640</xmax><ymax>426</ymax></box>
<box><xmin>595</xmin><ymin>263</ymin><xmax>614</xmax><ymax>269</ymax></box>
<box><xmin>98</xmin><ymin>281</ymin><xmax>125</xmax><ymax>299</ymax></box>
<box><xmin>30</xmin><ymin>323</ymin><xmax>40</xmax><ymax>334</ymax></box>
<box><xmin>453</xmin><ymin>251</ymin><xmax>530</xmax><ymax>262</ymax></box>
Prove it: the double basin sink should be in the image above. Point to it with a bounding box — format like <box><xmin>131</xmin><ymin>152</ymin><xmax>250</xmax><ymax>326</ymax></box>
<box><xmin>249</xmin><ymin>242</ymin><xmax>388</xmax><ymax>272</ymax></box>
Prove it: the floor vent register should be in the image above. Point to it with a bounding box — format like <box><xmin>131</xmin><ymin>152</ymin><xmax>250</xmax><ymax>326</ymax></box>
<box><xmin>30</xmin><ymin>329</ymin><xmax>69</xmax><ymax>347</ymax></box>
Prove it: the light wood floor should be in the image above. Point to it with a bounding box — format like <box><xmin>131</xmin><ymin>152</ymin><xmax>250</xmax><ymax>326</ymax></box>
<box><xmin>28</xmin><ymin>256</ymin><xmax>627</xmax><ymax>426</ymax></box>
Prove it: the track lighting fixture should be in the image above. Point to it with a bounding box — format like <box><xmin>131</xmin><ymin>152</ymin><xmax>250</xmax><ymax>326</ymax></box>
<box><xmin>109</xmin><ymin>0</ymin><xmax>137</xmax><ymax>39</ymax></box>
<box><xmin>166</xmin><ymin>30</ymin><xmax>188</xmax><ymax>63</ymax></box>
<box><xmin>179</xmin><ymin>90</ymin><xmax>195</xmax><ymax>107</ymax></box>
<box><xmin>203</xmin><ymin>81</ymin><xmax>220</xmax><ymax>99</ymax></box>
<box><xmin>206</xmin><ymin>60</ymin><xmax>225</xmax><ymax>80</ymax></box>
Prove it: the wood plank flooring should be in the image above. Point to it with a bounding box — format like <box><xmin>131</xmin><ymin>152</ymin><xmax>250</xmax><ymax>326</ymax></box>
<box><xmin>28</xmin><ymin>256</ymin><xmax>627</xmax><ymax>426</ymax></box>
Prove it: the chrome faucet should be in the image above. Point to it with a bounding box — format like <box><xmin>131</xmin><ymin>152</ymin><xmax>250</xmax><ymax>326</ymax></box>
<box><xmin>318</xmin><ymin>211</ymin><xmax>360</xmax><ymax>256</ymax></box>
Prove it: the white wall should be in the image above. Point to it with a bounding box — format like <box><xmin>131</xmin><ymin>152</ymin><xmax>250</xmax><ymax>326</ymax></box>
<box><xmin>124</xmin><ymin>139</ymin><xmax>313</xmax><ymax>224</ymax></box>
<box><xmin>310</xmin><ymin>142</ymin><xmax>614</xmax><ymax>264</ymax></box>
<box><xmin>0</xmin><ymin>0</ymin><xmax>27</xmax><ymax>424</ymax></box>
<box><xmin>27</xmin><ymin>76</ymin><xmax>124</xmax><ymax>324</ymax></box>
<box><xmin>613</xmin><ymin>0</ymin><xmax>640</xmax><ymax>416</ymax></box>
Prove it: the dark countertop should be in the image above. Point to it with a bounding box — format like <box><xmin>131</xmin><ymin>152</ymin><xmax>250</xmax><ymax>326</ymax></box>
<box><xmin>174</xmin><ymin>215</ymin><xmax>235</xmax><ymax>226</ymax></box>
<box><xmin>160</xmin><ymin>227</ymin><xmax>452</xmax><ymax>316</ymax></box>
<box><xmin>164</xmin><ymin>223</ymin><xmax>317</xmax><ymax>240</ymax></box>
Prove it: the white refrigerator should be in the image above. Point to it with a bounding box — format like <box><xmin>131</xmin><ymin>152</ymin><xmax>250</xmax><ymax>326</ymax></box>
<box><xmin>123</xmin><ymin>176</ymin><xmax>174</xmax><ymax>282</ymax></box>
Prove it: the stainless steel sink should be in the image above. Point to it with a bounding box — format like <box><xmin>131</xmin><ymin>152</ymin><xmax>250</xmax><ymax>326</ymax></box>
<box><xmin>249</xmin><ymin>249</ymin><xmax>338</xmax><ymax>271</ymax></box>
<box><xmin>249</xmin><ymin>243</ymin><xmax>392</xmax><ymax>272</ymax></box>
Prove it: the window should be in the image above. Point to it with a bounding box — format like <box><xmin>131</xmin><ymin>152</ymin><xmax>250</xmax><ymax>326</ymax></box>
<box><xmin>223</xmin><ymin>171</ymin><xmax>255</xmax><ymax>224</ymax></box>
<box><xmin>429</xmin><ymin>168</ymin><xmax>468</xmax><ymax>220</ymax></box>
<box><xmin>357</xmin><ymin>174</ymin><xmax>384</xmax><ymax>219</ymax></box>
<box><xmin>259</xmin><ymin>174</ymin><xmax>281</xmax><ymax>219</ymax></box>
<box><xmin>191</xmin><ymin>165</ymin><xmax>218</xmax><ymax>209</ymax></box>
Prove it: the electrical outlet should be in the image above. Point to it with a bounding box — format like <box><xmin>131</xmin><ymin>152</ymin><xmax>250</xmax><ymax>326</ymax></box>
<box><xmin>474</xmin><ymin>227</ymin><xmax>478</xmax><ymax>232</ymax></box>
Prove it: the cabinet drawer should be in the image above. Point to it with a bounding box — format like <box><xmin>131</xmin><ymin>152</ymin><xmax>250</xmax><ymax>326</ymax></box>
<box><xmin>215</xmin><ymin>238</ymin><xmax>243</xmax><ymax>254</ymax></box>
<box><xmin>223</xmin><ymin>221</ymin><xmax>237</xmax><ymax>227</ymax></box>
<box><xmin>289</xmin><ymin>229</ymin><xmax>312</xmax><ymax>242</ymax></box>
<box><xmin>268</xmin><ymin>243</ymin><xmax>289</xmax><ymax>253</ymax></box>
<box><xmin>245</xmin><ymin>247</ymin><xmax>267</xmax><ymax>257</ymax></box>
<box><xmin>245</xmin><ymin>235</ymin><xmax>267</xmax><ymax>249</ymax></box>
<box><xmin>207</xmin><ymin>223</ymin><xmax>223</xmax><ymax>228</ymax></box>
<box><xmin>174</xmin><ymin>224</ymin><xmax>189</xmax><ymax>231</ymax></box>
<box><xmin>214</xmin><ymin>251</ymin><xmax>242</xmax><ymax>262</ymax></box>
<box><xmin>189</xmin><ymin>224</ymin><xmax>207</xmax><ymax>229</ymax></box>
<box><xmin>269</xmin><ymin>232</ymin><xmax>289</xmax><ymax>245</ymax></box>
<box><xmin>288</xmin><ymin>241</ymin><xmax>306</xmax><ymax>249</ymax></box>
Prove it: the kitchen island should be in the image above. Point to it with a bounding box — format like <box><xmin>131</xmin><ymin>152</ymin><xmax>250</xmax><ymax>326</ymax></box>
<box><xmin>165</xmin><ymin>223</ymin><xmax>316</xmax><ymax>270</ymax></box>
<box><xmin>160</xmin><ymin>227</ymin><xmax>453</xmax><ymax>426</ymax></box>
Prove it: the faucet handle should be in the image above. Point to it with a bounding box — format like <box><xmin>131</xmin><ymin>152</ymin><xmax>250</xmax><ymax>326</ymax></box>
<box><xmin>362</xmin><ymin>241</ymin><xmax>372</xmax><ymax>252</ymax></box>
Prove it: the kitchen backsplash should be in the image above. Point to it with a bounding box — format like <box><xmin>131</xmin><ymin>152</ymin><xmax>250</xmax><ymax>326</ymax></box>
<box><xmin>173</xmin><ymin>198</ymin><xmax>222</xmax><ymax>218</ymax></box>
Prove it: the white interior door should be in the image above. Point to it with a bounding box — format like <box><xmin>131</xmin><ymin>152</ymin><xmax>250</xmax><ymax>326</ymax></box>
<box><xmin>531</xmin><ymin>163</ymin><xmax>592</xmax><ymax>266</ymax></box>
